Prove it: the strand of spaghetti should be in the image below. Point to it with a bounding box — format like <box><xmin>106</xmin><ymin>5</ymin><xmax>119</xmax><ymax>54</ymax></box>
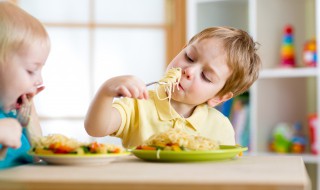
<box><xmin>155</xmin><ymin>68</ymin><xmax>182</xmax><ymax>117</ymax></box>
<box><xmin>156</xmin><ymin>67</ymin><xmax>181</xmax><ymax>100</ymax></box>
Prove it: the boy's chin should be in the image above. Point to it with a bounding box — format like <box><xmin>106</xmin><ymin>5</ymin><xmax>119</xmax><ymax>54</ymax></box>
<box><xmin>2</xmin><ymin>105</ymin><xmax>14</xmax><ymax>113</ymax></box>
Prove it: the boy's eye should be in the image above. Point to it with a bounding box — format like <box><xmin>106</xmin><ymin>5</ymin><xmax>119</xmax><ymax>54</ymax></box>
<box><xmin>27</xmin><ymin>70</ymin><xmax>35</xmax><ymax>75</ymax></box>
<box><xmin>185</xmin><ymin>53</ymin><xmax>194</xmax><ymax>62</ymax></box>
<box><xmin>201</xmin><ymin>72</ymin><xmax>211</xmax><ymax>83</ymax></box>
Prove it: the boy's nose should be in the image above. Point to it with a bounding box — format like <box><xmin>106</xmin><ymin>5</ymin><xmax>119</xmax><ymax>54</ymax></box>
<box><xmin>34</xmin><ymin>76</ymin><xmax>43</xmax><ymax>86</ymax></box>
<box><xmin>183</xmin><ymin>67</ymin><xmax>194</xmax><ymax>80</ymax></box>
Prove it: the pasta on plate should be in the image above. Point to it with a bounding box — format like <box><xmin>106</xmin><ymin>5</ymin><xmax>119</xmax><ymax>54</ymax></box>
<box><xmin>31</xmin><ymin>134</ymin><xmax>124</xmax><ymax>155</ymax></box>
<box><xmin>136</xmin><ymin>128</ymin><xmax>220</xmax><ymax>151</ymax></box>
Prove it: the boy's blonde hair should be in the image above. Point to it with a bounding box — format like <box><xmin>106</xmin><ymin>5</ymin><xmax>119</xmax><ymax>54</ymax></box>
<box><xmin>188</xmin><ymin>26</ymin><xmax>261</xmax><ymax>97</ymax></box>
<box><xmin>0</xmin><ymin>1</ymin><xmax>50</xmax><ymax>64</ymax></box>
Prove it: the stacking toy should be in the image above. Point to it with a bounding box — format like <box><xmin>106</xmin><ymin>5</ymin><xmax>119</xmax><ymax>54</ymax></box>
<box><xmin>303</xmin><ymin>39</ymin><xmax>317</xmax><ymax>67</ymax></box>
<box><xmin>280</xmin><ymin>25</ymin><xmax>295</xmax><ymax>67</ymax></box>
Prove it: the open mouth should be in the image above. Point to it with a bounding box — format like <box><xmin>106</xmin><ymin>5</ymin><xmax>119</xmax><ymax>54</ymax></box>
<box><xmin>15</xmin><ymin>96</ymin><xmax>23</xmax><ymax>109</ymax></box>
<box><xmin>15</xmin><ymin>94</ymin><xmax>32</xmax><ymax>110</ymax></box>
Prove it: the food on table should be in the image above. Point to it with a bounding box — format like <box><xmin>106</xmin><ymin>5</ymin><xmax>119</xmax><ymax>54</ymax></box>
<box><xmin>31</xmin><ymin>134</ymin><xmax>124</xmax><ymax>155</ymax></box>
<box><xmin>136</xmin><ymin>128</ymin><xmax>220</xmax><ymax>151</ymax></box>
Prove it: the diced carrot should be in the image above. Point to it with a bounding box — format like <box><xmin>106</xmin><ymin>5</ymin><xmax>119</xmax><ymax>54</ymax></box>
<box><xmin>141</xmin><ymin>145</ymin><xmax>157</xmax><ymax>150</ymax></box>
<box><xmin>89</xmin><ymin>142</ymin><xmax>100</xmax><ymax>153</ymax></box>
<box><xmin>49</xmin><ymin>143</ymin><xmax>60</xmax><ymax>150</ymax></box>
<box><xmin>55</xmin><ymin>145</ymin><xmax>74</xmax><ymax>154</ymax></box>
<box><xmin>113</xmin><ymin>148</ymin><xmax>120</xmax><ymax>153</ymax></box>
<box><xmin>49</xmin><ymin>143</ymin><xmax>74</xmax><ymax>154</ymax></box>
<box><xmin>109</xmin><ymin>148</ymin><xmax>121</xmax><ymax>153</ymax></box>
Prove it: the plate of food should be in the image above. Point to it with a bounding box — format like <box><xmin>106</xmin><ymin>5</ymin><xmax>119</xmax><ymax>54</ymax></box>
<box><xmin>130</xmin><ymin>128</ymin><xmax>247</xmax><ymax>162</ymax></box>
<box><xmin>131</xmin><ymin>145</ymin><xmax>247</xmax><ymax>162</ymax></box>
<box><xmin>29</xmin><ymin>134</ymin><xmax>129</xmax><ymax>165</ymax></box>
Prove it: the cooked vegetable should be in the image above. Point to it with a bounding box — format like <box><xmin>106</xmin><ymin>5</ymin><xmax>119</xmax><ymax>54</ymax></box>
<box><xmin>136</xmin><ymin>128</ymin><xmax>220</xmax><ymax>151</ymax></box>
<box><xmin>32</xmin><ymin>134</ymin><xmax>124</xmax><ymax>155</ymax></box>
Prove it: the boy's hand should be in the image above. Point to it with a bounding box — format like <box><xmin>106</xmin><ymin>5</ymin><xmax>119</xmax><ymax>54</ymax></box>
<box><xmin>0</xmin><ymin>119</ymin><xmax>22</xmax><ymax>148</ymax></box>
<box><xmin>102</xmin><ymin>76</ymin><xmax>149</xmax><ymax>99</ymax></box>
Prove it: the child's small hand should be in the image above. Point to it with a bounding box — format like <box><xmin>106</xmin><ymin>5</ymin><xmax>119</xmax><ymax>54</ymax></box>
<box><xmin>0</xmin><ymin>119</ymin><xmax>22</xmax><ymax>149</ymax></box>
<box><xmin>103</xmin><ymin>76</ymin><xmax>149</xmax><ymax>99</ymax></box>
<box><xmin>16</xmin><ymin>86</ymin><xmax>44</xmax><ymax>127</ymax></box>
<box><xmin>16</xmin><ymin>94</ymin><xmax>31</xmax><ymax>127</ymax></box>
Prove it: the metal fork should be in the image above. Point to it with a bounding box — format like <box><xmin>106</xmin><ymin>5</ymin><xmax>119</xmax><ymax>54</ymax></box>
<box><xmin>146</xmin><ymin>81</ymin><xmax>167</xmax><ymax>86</ymax></box>
<box><xmin>0</xmin><ymin>147</ymin><xmax>8</xmax><ymax>160</ymax></box>
<box><xmin>16</xmin><ymin>99</ymin><xmax>32</xmax><ymax>128</ymax></box>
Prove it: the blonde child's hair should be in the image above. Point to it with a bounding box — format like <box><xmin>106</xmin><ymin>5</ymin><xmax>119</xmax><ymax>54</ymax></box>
<box><xmin>0</xmin><ymin>1</ymin><xmax>50</xmax><ymax>64</ymax></box>
<box><xmin>188</xmin><ymin>26</ymin><xmax>261</xmax><ymax>97</ymax></box>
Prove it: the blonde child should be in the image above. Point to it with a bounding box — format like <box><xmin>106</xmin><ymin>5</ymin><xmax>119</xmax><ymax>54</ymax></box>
<box><xmin>0</xmin><ymin>1</ymin><xmax>50</xmax><ymax>168</ymax></box>
<box><xmin>85</xmin><ymin>26</ymin><xmax>261</xmax><ymax>148</ymax></box>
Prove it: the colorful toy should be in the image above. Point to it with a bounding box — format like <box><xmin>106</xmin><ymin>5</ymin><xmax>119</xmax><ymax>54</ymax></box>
<box><xmin>269</xmin><ymin>123</ymin><xmax>293</xmax><ymax>153</ymax></box>
<box><xmin>303</xmin><ymin>39</ymin><xmax>317</xmax><ymax>67</ymax></box>
<box><xmin>269</xmin><ymin>122</ymin><xmax>306</xmax><ymax>154</ymax></box>
<box><xmin>308</xmin><ymin>114</ymin><xmax>318</xmax><ymax>154</ymax></box>
<box><xmin>290</xmin><ymin>122</ymin><xmax>307</xmax><ymax>153</ymax></box>
<box><xmin>280</xmin><ymin>25</ymin><xmax>295</xmax><ymax>67</ymax></box>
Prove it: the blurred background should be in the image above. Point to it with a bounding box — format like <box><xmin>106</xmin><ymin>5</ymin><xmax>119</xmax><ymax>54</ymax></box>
<box><xmin>9</xmin><ymin>0</ymin><xmax>320</xmax><ymax>189</ymax></box>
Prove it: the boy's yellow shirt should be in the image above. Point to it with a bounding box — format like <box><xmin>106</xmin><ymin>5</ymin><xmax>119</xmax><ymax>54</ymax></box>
<box><xmin>112</xmin><ymin>87</ymin><xmax>235</xmax><ymax>148</ymax></box>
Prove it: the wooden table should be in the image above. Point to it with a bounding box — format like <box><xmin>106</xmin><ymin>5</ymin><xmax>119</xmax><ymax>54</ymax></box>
<box><xmin>0</xmin><ymin>155</ymin><xmax>311</xmax><ymax>190</ymax></box>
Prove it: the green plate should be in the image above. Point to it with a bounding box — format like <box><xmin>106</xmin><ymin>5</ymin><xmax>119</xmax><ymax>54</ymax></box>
<box><xmin>131</xmin><ymin>145</ymin><xmax>247</xmax><ymax>162</ymax></box>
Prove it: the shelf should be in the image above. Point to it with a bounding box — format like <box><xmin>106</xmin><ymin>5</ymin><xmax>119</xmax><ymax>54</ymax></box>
<box><xmin>260</xmin><ymin>67</ymin><xmax>318</xmax><ymax>79</ymax></box>
<box><xmin>188</xmin><ymin>0</ymin><xmax>319</xmax><ymax>189</ymax></box>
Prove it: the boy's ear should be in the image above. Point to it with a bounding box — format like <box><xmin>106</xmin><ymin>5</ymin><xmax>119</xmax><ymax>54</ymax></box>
<box><xmin>207</xmin><ymin>92</ymin><xmax>233</xmax><ymax>107</ymax></box>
